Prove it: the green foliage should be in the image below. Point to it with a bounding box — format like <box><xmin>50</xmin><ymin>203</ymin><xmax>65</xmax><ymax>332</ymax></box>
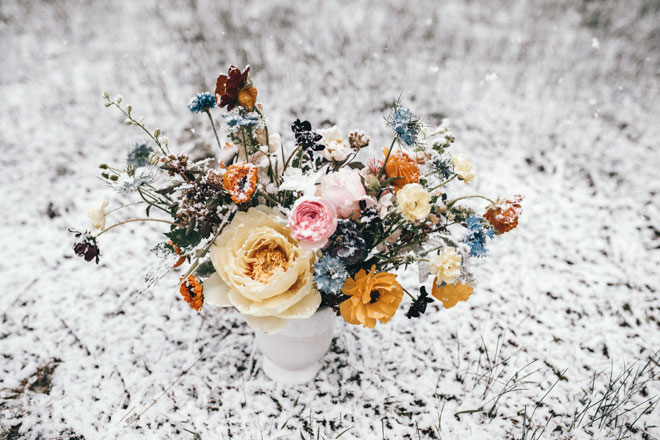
<box><xmin>164</xmin><ymin>228</ymin><xmax>201</xmax><ymax>250</ymax></box>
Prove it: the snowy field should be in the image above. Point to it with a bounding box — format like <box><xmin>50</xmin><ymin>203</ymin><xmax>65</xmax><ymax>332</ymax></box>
<box><xmin>1</xmin><ymin>0</ymin><xmax>660</xmax><ymax>438</ymax></box>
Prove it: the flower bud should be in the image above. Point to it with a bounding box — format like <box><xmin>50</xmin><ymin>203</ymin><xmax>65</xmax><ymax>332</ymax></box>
<box><xmin>127</xmin><ymin>104</ymin><xmax>132</xmax><ymax>114</ymax></box>
<box><xmin>110</xmin><ymin>175</ymin><xmax>119</xmax><ymax>181</ymax></box>
<box><xmin>148</xmin><ymin>152</ymin><xmax>160</xmax><ymax>166</ymax></box>
<box><xmin>153</xmin><ymin>128</ymin><xmax>161</xmax><ymax>137</ymax></box>
<box><xmin>104</xmin><ymin>102</ymin><xmax>111</xmax><ymax>107</ymax></box>
<box><xmin>160</xmin><ymin>136</ymin><xmax>169</xmax><ymax>146</ymax></box>
<box><xmin>102</xmin><ymin>91</ymin><xmax>109</xmax><ymax>99</ymax></box>
<box><xmin>123</xmin><ymin>119</ymin><xmax>132</xmax><ymax>126</ymax></box>
<box><xmin>99</xmin><ymin>164</ymin><xmax>108</xmax><ymax>169</ymax></box>
<box><xmin>114</xmin><ymin>95</ymin><xmax>122</xmax><ymax>103</ymax></box>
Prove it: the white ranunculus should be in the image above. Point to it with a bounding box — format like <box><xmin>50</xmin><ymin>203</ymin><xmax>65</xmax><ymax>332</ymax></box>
<box><xmin>317</xmin><ymin>126</ymin><xmax>351</xmax><ymax>162</ymax></box>
<box><xmin>87</xmin><ymin>200</ymin><xmax>109</xmax><ymax>230</ymax></box>
<box><xmin>430</xmin><ymin>247</ymin><xmax>462</xmax><ymax>285</ymax></box>
<box><xmin>396</xmin><ymin>183</ymin><xmax>431</xmax><ymax>222</ymax></box>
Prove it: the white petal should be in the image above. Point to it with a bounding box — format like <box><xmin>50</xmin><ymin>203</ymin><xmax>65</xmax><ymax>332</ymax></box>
<box><xmin>203</xmin><ymin>273</ymin><xmax>232</xmax><ymax>307</ymax></box>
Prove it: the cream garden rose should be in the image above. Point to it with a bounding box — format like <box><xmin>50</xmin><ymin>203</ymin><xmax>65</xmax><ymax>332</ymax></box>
<box><xmin>317</xmin><ymin>126</ymin><xmax>351</xmax><ymax>162</ymax></box>
<box><xmin>452</xmin><ymin>154</ymin><xmax>476</xmax><ymax>183</ymax></box>
<box><xmin>203</xmin><ymin>206</ymin><xmax>321</xmax><ymax>334</ymax></box>
<box><xmin>396</xmin><ymin>183</ymin><xmax>431</xmax><ymax>222</ymax></box>
<box><xmin>430</xmin><ymin>247</ymin><xmax>462</xmax><ymax>284</ymax></box>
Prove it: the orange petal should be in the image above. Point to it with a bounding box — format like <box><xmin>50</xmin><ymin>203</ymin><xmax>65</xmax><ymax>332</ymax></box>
<box><xmin>431</xmin><ymin>278</ymin><xmax>473</xmax><ymax>309</ymax></box>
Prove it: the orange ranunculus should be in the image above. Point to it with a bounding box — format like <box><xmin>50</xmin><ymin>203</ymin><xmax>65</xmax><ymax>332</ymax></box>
<box><xmin>237</xmin><ymin>86</ymin><xmax>258</xmax><ymax>109</ymax></box>
<box><xmin>484</xmin><ymin>195</ymin><xmax>523</xmax><ymax>234</ymax></box>
<box><xmin>339</xmin><ymin>265</ymin><xmax>403</xmax><ymax>328</ymax></box>
<box><xmin>222</xmin><ymin>162</ymin><xmax>258</xmax><ymax>204</ymax></box>
<box><xmin>382</xmin><ymin>148</ymin><xmax>420</xmax><ymax>191</ymax></box>
<box><xmin>431</xmin><ymin>277</ymin><xmax>473</xmax><ymax>309</ymax></box>
<box><xmin>180</xmin><ymin>275</ymin><xmax>204</xmax><ymax>311</ymax></box>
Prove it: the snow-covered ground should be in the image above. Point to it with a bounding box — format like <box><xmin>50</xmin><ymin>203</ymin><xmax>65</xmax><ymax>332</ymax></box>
<box><xmin>1</xmin><ymin>1</ymin><xmax>659</xmax><ymax>438</ymax></box>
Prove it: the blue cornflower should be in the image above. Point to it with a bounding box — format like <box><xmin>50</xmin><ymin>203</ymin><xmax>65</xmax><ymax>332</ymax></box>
<box><xmin>222</xmin><ymin>110</ymin><xmax>260</xmax><ymax>128</ymax></box>
<box><xmin>388</xmin><ymin>106</ymin><xmax>421</xmax><ymax>147</ymax></box>
<box><xmin>126</xmin><ymin>143</ymin><xmax>154</xmax><ymax>168</ymax></box>
<box><xmin>187</xmin><ymin>92</ymin><xmax>216</xmax><ymax>113</ymax></box>
<box><xmin>464</xmin><ymin>215</ymin><xmax>494</xmax><ymax>258</ymax></box>
<box><xmin>313</xmin><ymin>255</ymin><xmax>349</xmax><ymax>294</ymax></box>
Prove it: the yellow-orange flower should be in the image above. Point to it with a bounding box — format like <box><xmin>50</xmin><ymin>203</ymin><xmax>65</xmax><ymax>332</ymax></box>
<box><xmin>238</xmin><ymin>86</ymin><xmax>258</xmax><ymax>109</ymax></box>
<box><xmin>180</xmin><ymin>275</ymin><xmax>203</xmax><ymax>311</ymax></box>
<box><xmin>339</xmin><ymin>265</ymin><xmax>403</xmax><ymax>328</ymax></box>
<box><xmin>382</xmin><ymin>148</ymin><xmax>420</xmax><ymax>191</ymax></box>
<box><xmin>222</xmin><ymin>162</ymin><xmax>258</xmax><ymax>204</ymax></box>
<box><xmin>431</xmin><ymin>278</ymin><xmax>473</xmax><ymax>309</ymax></box>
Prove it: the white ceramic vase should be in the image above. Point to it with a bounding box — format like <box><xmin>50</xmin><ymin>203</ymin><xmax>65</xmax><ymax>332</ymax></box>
<box><xmin>254</xmin><ymin>307</ymin><xmax>335</xmax><ymax>384</ymax></box>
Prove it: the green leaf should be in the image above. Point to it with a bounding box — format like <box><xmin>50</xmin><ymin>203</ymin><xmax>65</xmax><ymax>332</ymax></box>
<box><xmin>164</xmin><ymin>228</ymin><xmax>201</xmax><ymax>250</ymax></box>
<box><xmin>195</xmin><ymin>259</ymin><xmax>215</xmax><ymax>278</ymax></box>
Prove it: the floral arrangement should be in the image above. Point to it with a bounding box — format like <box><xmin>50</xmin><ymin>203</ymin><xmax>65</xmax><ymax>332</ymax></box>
<box><xmin>71</xmin><ymin>65</ymin><xmax>522</xmax><ymax>334</ymax></box>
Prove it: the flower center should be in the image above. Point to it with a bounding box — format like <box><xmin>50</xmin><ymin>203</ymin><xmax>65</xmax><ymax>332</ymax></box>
<box><xmin>369</xmin><ymin>290</ymin><xmax>381</xmax><ymax>304</ymax></box>
<box><xmin>249</xmin><ymin>246</ymin><xmax>288</xmax><ymax>283</ymax></box>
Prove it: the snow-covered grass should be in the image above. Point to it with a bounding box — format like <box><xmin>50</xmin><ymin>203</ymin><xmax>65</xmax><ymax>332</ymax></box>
<box><xmin>1</xmin><ymin>0</ymin><xmax>659</xmax><ymax>438</ymax></box>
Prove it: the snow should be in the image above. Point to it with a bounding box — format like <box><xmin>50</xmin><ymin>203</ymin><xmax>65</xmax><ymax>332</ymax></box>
<box><xmin>1</xmin><ymin>0</ymin><xmax>659</xmax><ymax>438</ymax></box>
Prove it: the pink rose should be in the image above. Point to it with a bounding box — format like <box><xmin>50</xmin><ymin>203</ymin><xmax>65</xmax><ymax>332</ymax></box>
<box><xmin>289</xmin><ymin>196</ymin><xmax>338</xmax><ymax>249</ymax></box>
<box><xmin>318</xmin><ymin>168</ymin><xmax>368</xmax><ymax>219</ymax></box>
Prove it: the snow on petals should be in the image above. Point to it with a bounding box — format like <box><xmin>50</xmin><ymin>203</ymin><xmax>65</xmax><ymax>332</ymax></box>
<box><xmin>87</xmin><ymin>200</ymin><xmax>109</xmax><ymax>230</ymax></box>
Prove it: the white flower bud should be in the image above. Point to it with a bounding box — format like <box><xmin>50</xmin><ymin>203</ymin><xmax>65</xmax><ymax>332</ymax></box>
<box><xmin>160</xmin><ymin>136</ymin><xmax>169</xmax><ymax>146</ymax></box>
<box><xmin>149</xmin><ymin>152</ymin><xmax>160</xmax><ymax>166</ymax></box>
<box><xmin>153</xmin><ymin>128</ymin><xmax>161</xmax><ymax>137</ymax></box>
<box><xmin>102</xmin><ymin>91</ymin><xmax>109</xmax><ymax>99</ymax></box>
<box><xmin>127</xmin><ymin>104</ymin><xmax>132</xmax><ymax>114</ymax></box>
<box><xmin>114</xmin><ymin>95</ymin><xmax>122</xmax><ymax>103</ymax></box>
<box><xmin>124</xmin><ymin>119</ymin><xmax>132</xmax><ymax>126</ymax></box>
<box><xmin>104</xmin><ymin>102</ymin><xmax>111</xmax><ymax>107</ymax></box>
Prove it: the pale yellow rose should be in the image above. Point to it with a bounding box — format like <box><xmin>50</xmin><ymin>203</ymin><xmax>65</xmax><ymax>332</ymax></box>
<box><xmin>396</xmin><ymin>183</ymin><xmax>431</xmax><ymax>222</ymax></box>
<box><xmin>430</xmin><ymin>248</ymin><xmax>462</xmax><ymax>285</ymax></box>
<box><xmin>452</xmin><ymin>155</ymin><xmax>475</xmax><ymax>183</ymax></box>
<box><xmin>203</xmin><ymin>206</ymin><xmax>320</xmax><ymax>334</ymax></box>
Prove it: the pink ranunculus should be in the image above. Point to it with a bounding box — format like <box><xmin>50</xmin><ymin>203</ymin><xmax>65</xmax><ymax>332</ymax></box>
<box><xmin>289</xmin><ymin>196</ymin><xmax>338</xmax><ymax>249</ymax></box>
<box><xmin>318</xmin><ymin>168</ymin><xmax>368</xmax><ymax>219</ymax></box>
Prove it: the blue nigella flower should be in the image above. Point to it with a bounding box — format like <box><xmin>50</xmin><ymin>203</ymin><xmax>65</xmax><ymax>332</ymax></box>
<box><xmin>313</xmin><ymin>255</ymin><xmax>349</xmax><ymax>294</ymax></box>
<box><xmin>223</xmin><ymin>111</ymin><xmax>261</xmax><ymax>128</ymax></box>
<box><xmin>126</xmin><ymin>143</ymin><xmax>154</xmax><ymax>168</ymax></box>
<box><xmin>464</xmin><ymin>215</ymin><xmax>494</xmax><ymax>258</ymax></box>
<box><xmin>388</xmin><ymin>106</ymin><xmax>421</xmax><ymax>147</ymax></box>
<box><xmin>187</xmin><ymin>92</ymin><xmax>216</xmax><ymax>113</ymax></box>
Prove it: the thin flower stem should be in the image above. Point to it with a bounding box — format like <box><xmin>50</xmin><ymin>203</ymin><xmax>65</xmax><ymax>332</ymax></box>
<box><xmin>446</xmin><ymin>194</ymin><xmax>496</xmax><ymax>206</ymax></box>
<box><xmin>205</xmin><ymin>110</ymin><xmax>223</xmax><ymax>151</ymax></box>
<box><xmin>429</xmin><ymin>174</ymin><xmax>457</xmax><ymax>191</ymax></box>
<box><xmin>110</xmin><ymin>102</ymin><xmax>168</xmax><ymax>155</ymax></box>
<box><xmin>282</xmin><ymin>144</ymin><xmax>302</xmax><ymax>172</ymax></box>
<box><xmin>257</xmin><ymin>190</ymin><xmax>279</xmax><ymax>206</ymax></box>
<box><xmin>137</xmin><ymin>187</ymin><xmax>171</xmax><ymax>215</ymax></box>
<box><xmin>402</xmin><ymin>286</ymin><xmax>418</xmax><ymax>301</ymax></box>
<box><xmin>106</xmin><ymin>201</ymin><xmax>144</xmax><ymax>215</ymax></box>
<box><xmin>240</xmin><ymin>127</ymin><xmax>250</xmax><ymax>161</ymax></box>
<box><xmin>97</xmin><ymin>218</ymin><xmax>176</xmax><ymax>237</ymax></box>
<box><xmin>377</xmin><ymin>138</ymin><xmax>397</xmax><ymax>181</ymax></box>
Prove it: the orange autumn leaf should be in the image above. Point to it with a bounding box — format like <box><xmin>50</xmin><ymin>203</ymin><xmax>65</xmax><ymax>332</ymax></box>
<box><xmin>431</xmin><ymin>277</ymin><xmax>473</xmax><ymax>309</ymax></box>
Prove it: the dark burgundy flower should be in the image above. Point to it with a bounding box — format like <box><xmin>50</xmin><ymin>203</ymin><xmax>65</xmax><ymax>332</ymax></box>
<box><xmin>406</xmin><ymin>286</ymin><xmax>434</xmax><ymax>319</ymax></box>
<box><xmin>291</xmin><ymin>119</ymin><xmax>324</xmax><ymax>159</ymax></box>
<box><xmin>71</xmin><ymin>230</ymin><xmax>100</xmax><ymax>264</ymax></box>
<box><xmin>215</xmin><ymin>65</ymin><xmax>256</xmax><ymax>111</ymax></box>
